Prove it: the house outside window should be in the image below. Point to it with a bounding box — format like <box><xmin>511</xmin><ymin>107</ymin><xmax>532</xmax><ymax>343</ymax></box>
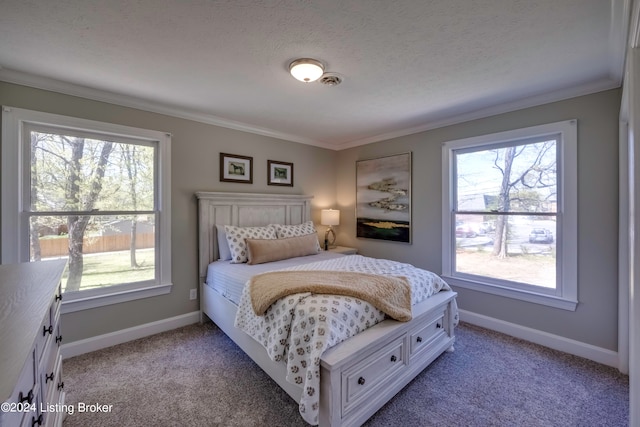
<box><xmin>442</xmin><ymin>120</ymin><xmax>577</xmax><ymax>310</ymax></box>
<box><xmin>2</xmin><ymin>107</ymin><xmax>172</xmax><ymax>313</ymax></box>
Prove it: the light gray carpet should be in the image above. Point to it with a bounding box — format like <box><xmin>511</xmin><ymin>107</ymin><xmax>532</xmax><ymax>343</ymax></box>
<box><xmin>62</xmin><ymin>322</ymin><xmax>628</xmax><ymax>427</ymax></box>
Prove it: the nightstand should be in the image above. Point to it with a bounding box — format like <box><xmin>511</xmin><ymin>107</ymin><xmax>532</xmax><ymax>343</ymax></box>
<box><xmin>328</xmin><ymin>246</ymin><xmax>357</xmax><ymax>255</ymax></box>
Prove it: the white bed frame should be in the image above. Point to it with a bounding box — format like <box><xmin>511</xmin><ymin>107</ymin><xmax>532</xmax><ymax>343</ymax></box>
<box><xmin>197</xmin><ymin>192</ymin><xmax>457</xmax><ymax>426</ymax></box>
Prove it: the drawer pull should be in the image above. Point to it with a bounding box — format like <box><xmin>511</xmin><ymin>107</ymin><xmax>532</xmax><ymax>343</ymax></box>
<box><xmin>57</xmin><ymin>381</ymin><xmax>65</xmax><ymax>391</ymax></box>
<box><xmin>56</xmin><ymin>294</ymin><xmax>62</xmax><ymax>301</ymax></box>
<box><xmin>56</xmin><ymin>335</ymin><xmax>63</xmax><ymax>344</ymax></box>
<box><xmin>43</xmin><ymin>325</ymin><xmax>53</xmax><ymax>336</ymax></box>
<box><xmin>390</xmin><ymin>355</ymin><xmax>397</xmax><ymax>362</ymax></box>
<box><xmin>19</xmin><ymin>389</ymin><xmax>33</xmax><ymax>404</ymax></box>
<box><xmin>436</xmin><ymin>323</ymin><xmax>442</xmax><ymax>328</ymax></box>
<box><xmin>46</xmin><ymin>372</ymin><xmax>54</xmax><ymax>383</ymax></box>
<box><xmin>416</xmin><ymin>336</ymin><xmax>423</xmax><ymax>343</ymax></box>
<box><xmin>357</xmin><ymin>377</ymin><xmax>366</xmax><ymax>385</ymax></box>
<box><xmin>32</xmin><ymin>414</ymin><xmax>43</xmax><ymax>426</ymax></box>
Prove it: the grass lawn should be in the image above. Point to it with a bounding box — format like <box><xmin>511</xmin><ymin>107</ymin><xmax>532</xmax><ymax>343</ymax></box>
<box><xmin>456</xmin><ymin>249</ymin><xmax>555</xmax><ymax>288</ymax></box>
<box><xmin>52</xmin><ymin>248</ymin><xmax>155</xmax><ymax>292</ymax></box>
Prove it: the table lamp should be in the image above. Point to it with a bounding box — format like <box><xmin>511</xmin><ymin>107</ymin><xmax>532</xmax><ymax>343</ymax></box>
<box><xmin>321</xmin><ymin>209</ymin><xmax>340</xmax><ymax>250</ymax></box>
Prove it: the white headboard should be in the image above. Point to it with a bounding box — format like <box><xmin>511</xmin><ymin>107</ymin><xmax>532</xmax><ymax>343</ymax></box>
<box><xmin>196</xmin><ymin>191</ymin><xmax>313</xmax><ymax>281</ymax></box>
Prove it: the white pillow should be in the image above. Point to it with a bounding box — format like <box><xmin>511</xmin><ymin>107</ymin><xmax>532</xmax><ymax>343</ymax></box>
<box><xmin>224</xmin><ymin>225</ymin><xmax>277</xmax><ymax>263</ymax></box>
<box><xmin>271</xmin><ymin>221</ymin><xmax>321</xmax><ymax>252</ymax></box>
<box><xmin>216</xmin><ymin>224</ymin><xmax>232</xmax><ymax>261</ymax></box>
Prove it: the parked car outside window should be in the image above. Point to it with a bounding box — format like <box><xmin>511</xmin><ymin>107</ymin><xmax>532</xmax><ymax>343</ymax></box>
<box><xmin>456</xmin><ymin>223</ymin><xmax>477</xmax><ymax>238</ymax></box>
<box><xmin>529</xmin><ymin>228</ymin><xmax>554</xmax><ymax>243</ymax></box>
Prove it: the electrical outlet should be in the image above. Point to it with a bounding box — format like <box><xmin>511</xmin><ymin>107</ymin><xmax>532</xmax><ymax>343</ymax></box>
<box><xmin>189</xmin><ymin>288</ymin><xmax>197</xmax><ymax>300</ymax></box>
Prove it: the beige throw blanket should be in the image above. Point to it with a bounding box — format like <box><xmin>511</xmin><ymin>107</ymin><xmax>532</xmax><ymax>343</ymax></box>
<box><xmin>249</xmin><ymin>270</ymin><xmax>412</xmax><ymax>322</ymax></box>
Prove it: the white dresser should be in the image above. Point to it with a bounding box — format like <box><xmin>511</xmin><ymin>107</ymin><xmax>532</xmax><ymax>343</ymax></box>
<box><xmin>0</xmin><ymin>260</ymin><xmax>67</xmax><ymax>427</ymax></box>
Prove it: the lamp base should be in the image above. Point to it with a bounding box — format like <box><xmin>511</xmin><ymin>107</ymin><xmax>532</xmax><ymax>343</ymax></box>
<box><xmin>324</xmin><ymin>227</ymin><xmax>336</xmax><ymax>250</ymax></box>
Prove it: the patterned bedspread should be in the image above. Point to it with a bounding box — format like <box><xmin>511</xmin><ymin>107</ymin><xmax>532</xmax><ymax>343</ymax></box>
<box><xmin>234</xmin><ymin>255</ymin><xmax>456</xmax><ymax>425</ymax></box>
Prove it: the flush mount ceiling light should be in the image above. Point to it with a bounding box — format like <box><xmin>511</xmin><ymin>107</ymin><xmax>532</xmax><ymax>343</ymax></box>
<box><xmin>289</xmin><ymin>58</ymin><xmax>324</xmax><ymax>83</ymax></box>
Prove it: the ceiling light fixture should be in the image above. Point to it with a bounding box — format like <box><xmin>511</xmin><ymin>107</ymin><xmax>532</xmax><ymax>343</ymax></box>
<box><xmin>289</xmin><ymin>58</ymin><xmax>324</xmax><ymax>83</ymax></box>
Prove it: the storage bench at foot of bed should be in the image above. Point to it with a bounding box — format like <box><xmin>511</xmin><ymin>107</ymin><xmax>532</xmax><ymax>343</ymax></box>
<box><xmin>319</xmin><ymin>290</ymin><xmax>457</xmax><ymax>427</ymax></box>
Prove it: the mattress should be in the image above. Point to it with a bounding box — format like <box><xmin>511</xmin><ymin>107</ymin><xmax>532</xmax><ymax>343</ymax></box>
<box><xmin>205</xmin><ymin>251</ymin><xmax>345</xmax><ymax>305</ymax></box>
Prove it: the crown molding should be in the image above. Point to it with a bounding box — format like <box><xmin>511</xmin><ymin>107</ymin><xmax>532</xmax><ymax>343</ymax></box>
<box><xmin>609</xmin><ymin>0</ymin><xmax>633</xmax><ymax>81</ymax></box>
<box><xmin>630</xmin><ymin>0</ymin><xmax>640</xmax><ymax>48</ymax></box>
<box><xmin>0</xmin><ymin>68</ymin><xmax>623</xmax><ymax>152</ymax></box>
<box><xmin>0</xmin><ymin>68</ymin><xmax>339</xmax><ymax>150</ymax></box>
<box><xmin>335</xmin><ymin>77</ymin><xmax>622</xmax><ymax>150</ymax></box>
<box><xmin>619</xmin><ymin>0</ymin><xmax>639</xmax><ymax>122</ymax></box>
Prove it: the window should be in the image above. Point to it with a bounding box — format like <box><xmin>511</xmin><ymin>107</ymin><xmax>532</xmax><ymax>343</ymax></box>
<box><xmin>2</xmin><ymin>107</ymin><xmax>172</xmax><ymax>313</ymax></box>
<box><xmin>442</xmin><ymin>120</ymin><xmax>577</xmax><ymax>310</ymax></box>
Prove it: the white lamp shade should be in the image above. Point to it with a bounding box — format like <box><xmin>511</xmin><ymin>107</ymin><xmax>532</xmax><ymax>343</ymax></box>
<box><xmin>321</xmin><ymin>209</ymin><xmax>340</xmax><ymax>226</ymax></box>
<box><xmin>290</xmin><ymin>59</ymin><xmax>324</xmax><ymax>83</ymax></box>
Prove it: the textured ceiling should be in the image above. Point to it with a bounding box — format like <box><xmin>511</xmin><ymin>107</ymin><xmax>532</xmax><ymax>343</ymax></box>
<box><xmin>0</xmin><ymin>0</ymin><xmax>628</xmax><ymax>149</ymax></box>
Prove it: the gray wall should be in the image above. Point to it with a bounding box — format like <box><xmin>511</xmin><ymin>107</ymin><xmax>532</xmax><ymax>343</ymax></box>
<box><xmin>0</xmin><ymin>81</ymin><xmax>621</xmax><ymax>352</ymax></box>
<box><xmin>0</xmin><ymin>81</ymin><xmax>338</xmax><ymax>342</ymax></box>
<box><xmin>336</xmin><ymin>89</ymin><xmax>621</xmax><ymax>351</ymax></box>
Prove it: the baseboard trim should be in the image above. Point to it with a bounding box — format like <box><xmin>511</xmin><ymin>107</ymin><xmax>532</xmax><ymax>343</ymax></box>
<box><xmin>60</xmin><ymin>309</ymin><xmax>619</xmax><ymax>368</ymax></box>
<box><xmin>61</xmin><ymin>311</ymin><xmax>200</xmax><ymax>359</ymax></box>
<box><xmin>458</xmin><ymin>309</ymin><xmax>620</xmax><ymax>369</ymax></box>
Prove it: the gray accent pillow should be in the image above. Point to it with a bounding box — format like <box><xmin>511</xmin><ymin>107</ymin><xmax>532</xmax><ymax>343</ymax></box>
<box><xmin>216</xmin><ymin>224</ymin><xmax>232</xmax><ymax>261</ymax></box>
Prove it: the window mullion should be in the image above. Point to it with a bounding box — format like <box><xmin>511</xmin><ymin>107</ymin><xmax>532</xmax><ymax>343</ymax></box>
<box><xmin>453</xmin><ymin>211</ymin><xmax>557</xmax><ymax>216</ymax></box>
<box><xmin>28</xmin><ymin>210</ymin><xmax>156</xmax><ymax>216</ymax></box>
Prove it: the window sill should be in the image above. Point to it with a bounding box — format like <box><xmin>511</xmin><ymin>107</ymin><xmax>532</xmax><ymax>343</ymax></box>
<box><xmin>442</xmin><ymin>275</ymin><xmax>578</xmax><ymax>311</ymax></box>
<box><xmin>61</xmin><ymin>283</ymin><xmax>173</xmax><ymax>314</ymax></box>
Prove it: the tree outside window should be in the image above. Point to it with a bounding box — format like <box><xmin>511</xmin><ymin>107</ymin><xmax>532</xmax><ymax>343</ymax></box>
<box><xmin>2</xmin><ymin>107</ymin><xmax>171</xmax><ymax>311</ymax></box>
<box><xmin>453</xmin><ymin>138</ymin><xmax>557</xmax><ymax>288</ymax></box>
<box><xmin>28</xmin><ymin>127</ymin><xmax>157</xmax><ymax>293</ymax></box>
<box><xmin>442</xmin><ymin>120</ymin><xmax>577</xmax><ymax>310</ymax></box>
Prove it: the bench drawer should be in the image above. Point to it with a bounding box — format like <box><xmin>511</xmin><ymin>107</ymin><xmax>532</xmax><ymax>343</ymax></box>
<box><xmin>409</xmin><ymin>310</ymin><xmax>446</xmax><ymax>359</ymax></box>
<box><xmin>341</xmin><ymin>336</ymin><xmax>407</xmax><ymax>416</ymax></box>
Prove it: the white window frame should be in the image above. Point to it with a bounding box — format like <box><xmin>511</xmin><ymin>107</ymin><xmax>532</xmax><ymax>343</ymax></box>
<box><xmin>442</xmin><ymin>120</ymin><xmax>578</xmax><ymax>311</ymax></box>
<box><xmin>2</xmin><ymin>106</ymin><xmax>172</xmax><ymax>313</ymax></box>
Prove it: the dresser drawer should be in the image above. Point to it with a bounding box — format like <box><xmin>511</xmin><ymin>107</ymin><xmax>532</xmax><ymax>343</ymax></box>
<box><xmin>341</xmin><ymin>336</ymin><xmax>407</xmax><ymax>416</ymax></box>
<box><xmin>0</xmin><ymin>409</ymin><xmax>27</xmax><ymax>427</ymax></box>
<box><xmin>0</xmin><ymin>261</ymin><xmax>67</xmax><ymax>427</ymax></box>
<box><xmin>36</xmin><ymin>294</ymin><xmax>60</xmax><ymax>367</ymax></box>
<box><xmin>42</xmin><ymin>355</ymin><xmax>63</xmax><ymax>427</ymax></box>
<box><xmin>40</xmin><ymin>344</ymin><xmax>58</xmax><ymax>401</ymax></box>
<box><xmin>52</xmin><ymin>284</ymin><xmax>63</xmax><ymax>318</ymax></box>
<box><xmin>409</xmin><ymin>310</ymin><xmax>447</xmax><ymax>359</ymax></box>
<box><xmin>1</xmin><ymin>350</ymin><xmax>37</xmax><ymax>427</ymax></box>
<box><xmin>51</xmin><ymin>357</ymin><xmax>64</xmax><ymax>427</ymax></box>
<box><xmin>24</xmin><ymin>395</ymin><xmax>45</xmax><ymax>427</ymax></box>
<box><xmin>35</xmin><ymin>314</ymin><xmax>53</xmax><ymax>366</ymax></box>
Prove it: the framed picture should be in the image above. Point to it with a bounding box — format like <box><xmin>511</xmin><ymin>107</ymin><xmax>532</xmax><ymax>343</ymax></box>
<box><xmin>220</xmin><ymin>153</ymin><xmax>253</xmax><ymax>183</ymax></box>
<box><xmin>356</xmin><ymin>152</ymin><xmax>412</xmax><ymax>243</ymax></box>
<box><xmin>267</xmin><ymin>160</ymin><xmax>294</xmax><ymax>187</ymax></box>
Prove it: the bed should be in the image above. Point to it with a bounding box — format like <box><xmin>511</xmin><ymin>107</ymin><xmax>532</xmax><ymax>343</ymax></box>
<box><xmin>197</xmin><ymin>191</ymin><xmax>458</xmax><ymax>426</ymax></box>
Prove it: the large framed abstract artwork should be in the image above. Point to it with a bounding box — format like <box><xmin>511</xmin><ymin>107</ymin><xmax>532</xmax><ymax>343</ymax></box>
<box><xmin>356</xmin><ymin>152</ymin><xmax>412</xmax><ymax>243</ymax></box>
